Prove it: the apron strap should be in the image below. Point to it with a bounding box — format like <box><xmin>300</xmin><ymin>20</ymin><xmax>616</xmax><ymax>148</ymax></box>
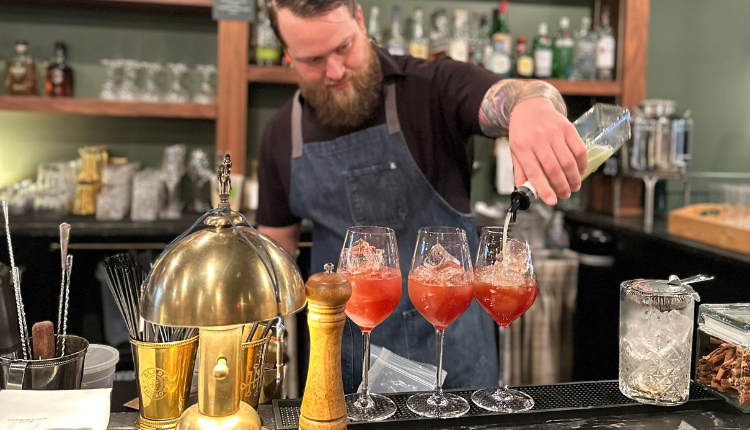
<box><xmin>291</xmin><ymin>90</ymin><xmax>304</xmax><ymax>159</ymax></box>
<box><xmin>385</xmin><ymin>82</ymin><xmax>401</xmax><ymax>135</ymax></box>
<box><xmin>291</xmin><ymin>82</ymin><xmax>401</xmax><ymax>160</ymax></box>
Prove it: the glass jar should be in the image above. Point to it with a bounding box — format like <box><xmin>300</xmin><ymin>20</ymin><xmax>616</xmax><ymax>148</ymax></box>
<box><xmin>619</xmin><ymin>276</ymin><xmax>700</xmax><ymax>406</ymax></box>
<box><xmin>696</xmin><ymin>304</ymin><xmax>750</xmax><ymax>412</ymax></box>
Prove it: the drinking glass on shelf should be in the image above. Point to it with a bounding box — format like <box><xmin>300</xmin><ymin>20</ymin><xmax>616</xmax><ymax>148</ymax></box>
<box><xmin>100</xmin><ymin>59</ymin><xmax>121</xmax><ymax>100</ymax></box>
<box><xmin>139</xmin><ymin>62</ymin><xmax>163</xmax><ymax>102</ymax></box>
<box><xmin>160</xmin><ymin>144</ymin><xmax>186</xmax><ymax>219</ymax></box>
<box><xmin>472</xmin><ymin>225</ymin><xmax>537</xmax><ymax>412</ymax></box>
<box><xmin>193</xmin><ymin>64</ymin><xmax>216</xmax><ymax>104</ymax></box>
<box><xmin>118</xmin><ymin>59</ymin><xmax>141</xmax><ymax>101</ymax></box>
<box><xmin>406</xmin><ymin>227</ymin><xmax>474</xmax><ymax>419</ymax></box>
<box><xmin>164</xmin><ymin>62</ymin><xmax>189</xmax><ymax>103</ymax></box>
<box><xmin>338</xmin><ymin>226</ymin><xmax>401</xmax><ymax>421</ymax></box>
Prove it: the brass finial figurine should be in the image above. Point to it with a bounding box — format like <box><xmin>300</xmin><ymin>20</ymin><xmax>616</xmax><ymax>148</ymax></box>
<box><xmin>218</xmin><ymin>154</ymin><xmax>232</xmax><ymax>209</ymax></box>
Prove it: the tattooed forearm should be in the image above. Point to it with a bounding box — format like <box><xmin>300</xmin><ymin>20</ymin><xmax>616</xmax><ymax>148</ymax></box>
<box><xmin>478</xmin><ymin>79</ymin><xmax>567</xmax><ymax>138</ymax></box>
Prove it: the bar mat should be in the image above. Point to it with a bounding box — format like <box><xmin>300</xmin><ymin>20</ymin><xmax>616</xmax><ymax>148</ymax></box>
<box><xmin>272</xmin><ymin>381</ymin><xmax>720</xmax><ymax>429</ymax></box>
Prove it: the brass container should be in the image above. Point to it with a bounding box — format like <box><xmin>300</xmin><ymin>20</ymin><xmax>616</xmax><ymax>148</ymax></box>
<box><xmin>239</xmin><ymin>329</ymin><xmax>272</xmax><ymax>408</ymax></box>
<box><xmin>131</xmin><ymin>336</ymin><xmax>199</xmax><ymax>430</ymax></box>
<box><xmin>72</xmin><ymin>183</ymin><xmax>101</xmax><ymax>215</ymax></box>
<box><xmin>78</xmin><ymin>145</ymin><xmax>108</xmax><ymax>183</ymax></box>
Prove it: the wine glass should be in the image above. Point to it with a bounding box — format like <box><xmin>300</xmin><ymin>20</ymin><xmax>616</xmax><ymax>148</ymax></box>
<box><xmin>99</xmin><ymin>59</ymin><xmax>120</xmax><ymax>100</ymax></box>
<box><xmin>160</xmin><ymin>144</ymin><xmax>186</xmax><ymax>219</ymax></box>
<box><xmin>338</xmin><ymin>226</ymin><xmax>401</xmax><ymax>421</ymax></box>
<box><xmin>164</xmin><ymin>63</ymin><xmax>189</xmax><ymax>103</ymax></box>
<box><xmin>471</xmin><ymin>225</ymin><xmax>537</xmax><ymax>412</ymax></box>
<box><xmin>193</xmin><ymin>64</ymin><xmax>216</xmax><ymax>104</ymax></box>
<box><xmin>139</xmin><ymin>62</ymin><xmax>163</xmax><ymax>102</ymax></box>
<box><xmin>406</xmin><ymin>226</ymin><xmax>474</xmax><ymax>419</ymax></box>
<box><xmin>118</xmin><ymin>59</ymin><xmax>140</xmax><ymax>101</ymax></box>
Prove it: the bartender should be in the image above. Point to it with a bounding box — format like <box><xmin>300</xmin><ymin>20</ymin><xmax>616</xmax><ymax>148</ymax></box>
<box><xmin>257</xmin><ymin>0</ymin><xmax>587</xmax><ymax>392</ymax></box>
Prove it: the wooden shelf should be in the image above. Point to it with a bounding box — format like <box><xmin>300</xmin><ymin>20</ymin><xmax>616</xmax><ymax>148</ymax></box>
<box><xmin>0</xmin><ymin>96</ymin><xmax>217</xmax><ymax>119</ymax></box>
<box><xmin>96</xmin><ymin>0</ymin><xmax>212</xmax><ymax>6</ymax></box>
<box><xmin>247</xmin><ymin>66</ymin><xmax>622</xmax><ymax>96</ymax></box>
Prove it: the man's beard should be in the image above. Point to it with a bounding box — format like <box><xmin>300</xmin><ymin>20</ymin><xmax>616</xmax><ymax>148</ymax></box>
<box><xmin>298</xmin><ymin>46</ymin><xmax>383</xmax><ymax>129</ymax></box>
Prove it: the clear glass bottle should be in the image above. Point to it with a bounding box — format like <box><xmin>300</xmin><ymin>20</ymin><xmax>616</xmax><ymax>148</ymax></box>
<box><xmin>255</xmin><ymin>0</ymin><xmax>281</xmax><ymax>66</ymax></box>
<box><xmin>45</xmin><ymin>41</ymin><xmax>73</xmax><ymax>97</ymax></box>
<box><xmin>368</xmin><ymin>6</ymin><xmax>383</xmax><ymax>47</ymax></box>
<box><xmin>597</xmin><ymin>5</ymin><xmax>616</xmax><ymax>80</ymax></box>
<box><xmin>429</xmin><ymin>9</ymin><xmax>450</xmax><ymax>60</ymax></box>
<box><xmin>532</xmin><ymin>22</ymin><xmax>553</xmax><ymax>78</ymax></box>
<box><xmin>571</xmin><ymin>16</ymin><xmax>598</xmax><ymax>81</ymax></box>
<box><xmin>448</xmin><ymin>9</ymin><xmax>470</xmax><ymax>63</ymax></box>
<box><xmin>5</xmin><ymin>41</ymin><xmax>36</xmax><ymax>96</ymax></box>
<box><xmin>469</xmin><ymin>13</ymin><xmax>491</xmax><ymax>68</ymax></box>
<box><xmin>387</xmin><ymin>6</ymin><xmax>407</xmax><ymax>56</ymax></box>
<box><xmin>552</xmin><ymin>16</ymin><xmax>574</xmax><ymax>79</ymax></box>
<box><xmin>408</xmin><ymin>8</ymin><xmax>429</xmax><ymax>59</ymax></box>
<box><xmin>512</xmin><ymin>36</ymin><xmax>534</xmax><ymax>78</ymax></box>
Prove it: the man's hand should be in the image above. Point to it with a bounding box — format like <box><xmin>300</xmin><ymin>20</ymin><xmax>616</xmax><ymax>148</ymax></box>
<box><xmin>508</xmin><ymin>97</ymin><xmax>587</xmax><ymax>206</ymax></box>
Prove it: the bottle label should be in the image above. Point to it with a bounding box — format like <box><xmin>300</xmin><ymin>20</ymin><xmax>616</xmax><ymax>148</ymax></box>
<box><xmin>448</xmin><ymin>41</ymin><xmax>469</xmax><ymax>62</ymax></box>
<box><xmin>387</xmin><ymin>45</ymin><xmax>407</xmax><ymax>56</ymax></box>
<box><xmin>491</xmin><ymin>33</ymin><xmax>511</xmax><ymax>54</ymax></box>
<box><xmin>256</xmin><ymin>47</ymin><xmax>281</xmax><ymax>63</ymax></box>
<box><xmin>51</xmin><ymin>69</ymin><xmax>64</xmax><ymax>85</ymax></box>
<box><xmin>408</xmin><ymin>43</ymin><xmax>429</xmax><ymax>60</ymax></box>
<box><xmin>597</xmin><ymin>36</ymin><xmax>615</xmax><ymax>68</ymax></box>
<box><xmin>488</xmin><ymin>53</ymin><xmax>511</xmax><ymax>75</ymax></box>
<box><xmin>534</xmin><ymin>49</ymin><xmax>552</xmax><ymax>77</ymax></box>
<box><xmin>9</xmin><ymin>64</ymin><xmax>26</xmax><ymax>79</ymax></box>
<box><xmin>517</xmin><ymin>56</ymin><xmax>534</xmax><ymax>77</ymax></box>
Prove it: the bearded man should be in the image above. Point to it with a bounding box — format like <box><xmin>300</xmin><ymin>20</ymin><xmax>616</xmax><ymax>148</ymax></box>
<box><xmin>257</xmin><ymin>0</ymin><xmax>587</xmax><ymax>395</ymax></box>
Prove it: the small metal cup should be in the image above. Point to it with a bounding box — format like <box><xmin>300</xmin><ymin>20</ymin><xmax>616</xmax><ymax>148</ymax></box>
<box><xmin>0</xmin><ymin>335</ymin><xmax>88</xmax><ymax>390</ymax></box>
<box><xmin>239</xmin><ymin>329</ymin><xmax>272</xmax><ymax>408</ymax></box>
<box><xmin>131</xmin><ymin>336</ymin><xmax>198</xmax><ymax>430</ymax></box>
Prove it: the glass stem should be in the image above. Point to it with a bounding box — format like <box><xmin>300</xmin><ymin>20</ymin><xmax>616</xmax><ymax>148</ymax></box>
<box><xmin>359</xmin><ymin>331</ymin><xmax>371</xmax><ymax>403</ymax></box>
<box><xmin>435</xmin><ymin>329</ymin><xmax>445</xmax><ymax>397</ymax></box>
<box><xmin>497</xmin><ymin>325</ymin><xmax>507</xmax><ymax>389</ymax></box>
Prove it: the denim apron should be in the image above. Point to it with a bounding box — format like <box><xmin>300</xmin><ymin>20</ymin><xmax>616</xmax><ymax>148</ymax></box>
<box><xmin>289</xmin><ymin>82</ymin><xmax>498</xmax><ymax>393</ymax></box>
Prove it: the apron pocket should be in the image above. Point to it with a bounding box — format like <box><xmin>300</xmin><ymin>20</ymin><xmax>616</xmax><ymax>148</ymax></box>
<box><xmin>402</xmin><ymin>308</ymin><xmax>435</xmax><ymax>364</ymax></box>
<box><xmin>343</xmin><ymin>161</ymin><xmax>408</xmax><ymax>228</ymax></box>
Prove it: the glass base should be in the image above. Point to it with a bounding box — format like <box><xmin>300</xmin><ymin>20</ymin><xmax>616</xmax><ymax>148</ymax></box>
<box><xmin>471</xmin><ymin>386</ymin><xmax>534</xmax><ymax>413</ymax></box>
<box><xmin>407</xmin><ymin>391</ymin><xmax>470</xmax><ymax>419</ymax></box>
<box><xmin>345</xmin><ymin>393</ymin><xmax>397</xmax><ymax>421</ymax></box>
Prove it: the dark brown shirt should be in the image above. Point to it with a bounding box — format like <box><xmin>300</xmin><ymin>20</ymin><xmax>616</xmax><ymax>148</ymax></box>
<box><xmin>257</xmin><ymin>46</ymin><xmax>499</xmax><ymax>227</ymax></box>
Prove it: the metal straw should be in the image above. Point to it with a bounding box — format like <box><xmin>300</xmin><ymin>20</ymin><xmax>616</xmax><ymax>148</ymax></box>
<box><xmin>2</xmin><ymin>201</ymin><xmax>29</xmax><ymax>360</ymax></box>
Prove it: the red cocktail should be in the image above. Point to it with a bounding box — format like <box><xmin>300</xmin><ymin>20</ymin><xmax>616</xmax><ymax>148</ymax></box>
<box><xmin>408</xmin><ymin>277</ymin><xmax>473</xmax><ymax>330</ymax></box>
<box><xmin>474</xmin><ymin>267</ymin><xmax>537</xmax><ymax>328</ymax></box>
<box><xmin>342</xmin><ymin>266</ymin><xmax>402</xmax><ymax>332</ymax></box>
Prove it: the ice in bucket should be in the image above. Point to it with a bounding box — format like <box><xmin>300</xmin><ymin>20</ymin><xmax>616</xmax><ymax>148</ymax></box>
<box><xmin>574</xmin><ymin>103</ymin><xmax>631</xmax><ymax>179</ymax></box>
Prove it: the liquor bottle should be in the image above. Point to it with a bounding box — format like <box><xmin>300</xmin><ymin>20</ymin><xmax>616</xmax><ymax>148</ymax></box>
<box><xmin>45</xmin><ymin>42</ymin><xmax>73</xmax><ymax>97</ymax></box>
<box><xmin>368</xmin><ymin>6</ymin><xmax>383</xmax><ymax>47</ymax></box>
<box><xmin>552</xmin><ymin>16</ymin><xmax>574</xmax><ymax>79</ymax></box>
<box><xmin>532</xmin><ymin>22</ymin><xmax>553</xmax><ymax>78</ymax></box>
<box><xmin>597</xmin><ymin>5</ymin><xmax>616</xmax><ymax>80</ymax></box>
<box><xmin>512</xmin><ymin>36</ymin><xmax>534</xmax><ymax>78</ymax></box>
<box><xmin>448</xmin><ymin>9</ymin><xmax>470</xmax><ymax>63</ymax></box>
<box><xmin>485</xmin><ymin>1</ymin><xmax>512</xmax><ymax>77</ymax></box>
<box><xmin>255</xmin><ymin>0</ymin><xmax>281</xmax><ymax>66</ymax></box>
<box><xmin>386</xmin><ymin>6</ymin><xmax>407</xmax><ymax>56</ymax></box>
<box><xmin>5</xmin><ymin>41</ymin><xmax>36</xmax><ymax>96</ymax></box>
<box><xmin>429</xmin><ymin>9</ymin><xmax>450</xmax><ymax>60</ymax></box>
<box><xmin>469</xmin><ymin>13</ymin><xmax>491</xmax><ymax>67</ymax></box>
<box><xmin>571</xmin><ymin>16</ymin><xmax>597</xmax><ymax>81</ymax></box>
<box><xmin>408</xmin><ymin>8</ymin><xmax>429</xmax><ymax>59</ymax></box>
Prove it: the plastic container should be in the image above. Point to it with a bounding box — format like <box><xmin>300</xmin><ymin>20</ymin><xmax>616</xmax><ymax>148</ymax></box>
<box><xmin>81</xmin><ymin>344</ymin><xmax>119</xmax><ymax>389</ymax></box>
<box><xmin>696</xmin><ymin>303</ymin><xmax>750</xmax><ymax>412</ymax></box>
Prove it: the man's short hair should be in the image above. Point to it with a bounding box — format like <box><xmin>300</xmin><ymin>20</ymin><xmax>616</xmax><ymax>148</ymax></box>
<box><xmin>269</xmin><ymin>0</ymin><xmax>358</xmax><ymax>46</ymax></box>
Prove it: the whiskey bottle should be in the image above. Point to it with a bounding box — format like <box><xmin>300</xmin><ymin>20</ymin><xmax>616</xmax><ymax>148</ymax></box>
<box><xmin>5</xmin><ymin>41</ymin><xmax>36</xmax><ymax>96</ymax></box>
<box><xmin>45</xmin><ymin>42</ymin><xmax>73</xmax><ymax>97</ymax></box>
<box><xmin>408</xmin><ymin>8</ymin><xmax>429</xmax><ymax>59</ymax></box>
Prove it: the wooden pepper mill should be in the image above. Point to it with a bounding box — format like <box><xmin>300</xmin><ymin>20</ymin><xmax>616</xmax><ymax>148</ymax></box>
<box><xmin>299</xmin><ymin>263</ymin><xmax>351</xmax><ymax>430</ymax></box>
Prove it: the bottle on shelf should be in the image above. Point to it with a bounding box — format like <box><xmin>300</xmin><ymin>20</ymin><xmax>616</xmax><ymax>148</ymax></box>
<box><xmin>5</xmin><ymin>41</ymin><xmax>36</xmax><ymax>96</ymax></box>
<box><xmin>408</xmin><ymin>8</ymin><xmax>429</xmax><ymax>60</ymax></box>
<box><xmin>485</xmin><ymin>1</ymin><xmax>512</xmax><ymax>77</ymax></box>
<box><xmin>386</xmin><ymin>6</ymin><xmax>407</xmax><ymax>56</ymax></box>
<box><xmin>552</xmin><ymin>16</ymin><xmax>574</xmax><ymax>79</ymax></box>
<box><xmin>512</xmin><ymin>36</ymin><xmax>534</xmax><ymax>78</ymax></box>
<box><xmin>533</xmin><ymin>22</ymin><xmax>553</xmax><ymax>78</ymax></box>
<box><xmin>597</xmin><ymin>5</ymin><xmax>616</xmax><ymax>81</ymax></box>
<box><xmin>429</xmin><ymin>9</ymin><xmax>450</xmax><ymax>60</ymax></box>
<box><xmin>571</xmin><ymin>16</ymin><xmax>597</xmax><ymax>81</ymax></box>
<box><xmin>255</xmin><ymin>0</ymin><xmax>281</xmax><ymax>66</ymax></box>
<box><xmin>469</xmin><ymin>13</ymin><xmax>492</xmax><ymax>68</ymax></box>
<box><xmin>45</xmin><ymin>41</ymin><xmax>73</xmax><ymax>97</ymax></box>
<box><xmin>448</xmin><ymin>9</ymin><xmax>470</xmax><ymax>63</ymax></box>
<box><xmin>368</xmin><ymin>6</ymin><xmax>383</xmax><ymax>47</ymax></box>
